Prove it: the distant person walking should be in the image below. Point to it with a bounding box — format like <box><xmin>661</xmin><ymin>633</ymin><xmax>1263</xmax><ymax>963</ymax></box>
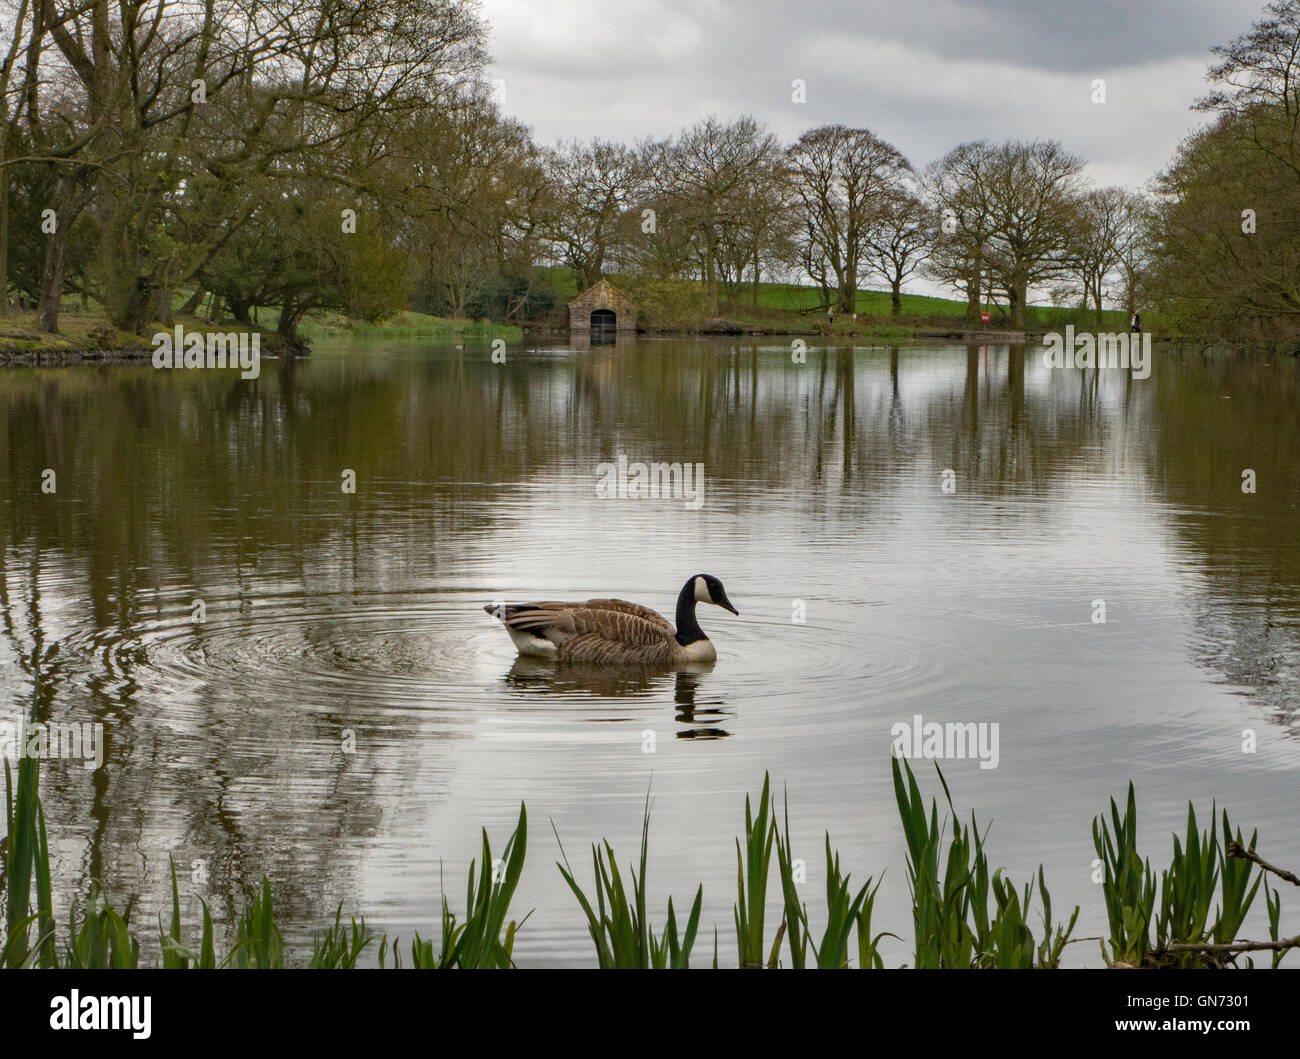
<box><xmin>1129</xmin><ymin>311</ymin><xmax>1141</xmax><ymax>333</ymax></box>
<box><xmin>827</xmin><ymin>307</ymin><xmax>835</xmax><ymax>326</ymax></box>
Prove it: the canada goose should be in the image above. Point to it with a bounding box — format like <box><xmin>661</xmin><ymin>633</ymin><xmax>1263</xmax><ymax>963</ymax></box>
<box><xmin>484</xmin><ymin>574</ymin><xmax>739</xmax><ymax>665</ymax></box>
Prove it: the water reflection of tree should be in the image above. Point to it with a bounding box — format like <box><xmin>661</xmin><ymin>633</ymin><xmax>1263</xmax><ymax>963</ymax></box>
<box><xmin>1144</xmin><ymin>352</ymin><xmax>1300</xmax><ymax>733</ymax></box>
<box><xmin>0</xmin><ymin>541</ymin><xmax>399</xmax><ymax>955</ymax></box>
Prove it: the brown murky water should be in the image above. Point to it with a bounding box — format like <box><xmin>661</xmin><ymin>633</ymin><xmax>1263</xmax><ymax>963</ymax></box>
<box><xmin>1</xmin><ymin>337</ymin><xmax>1297</xmax><ymax>965</ymax></box>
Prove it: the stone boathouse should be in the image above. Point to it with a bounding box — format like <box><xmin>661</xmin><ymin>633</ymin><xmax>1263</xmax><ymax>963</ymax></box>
<box><xmin>568</xmin><ymin>280</ymin><xmax>636</xmax><ymax>342</ymax></box>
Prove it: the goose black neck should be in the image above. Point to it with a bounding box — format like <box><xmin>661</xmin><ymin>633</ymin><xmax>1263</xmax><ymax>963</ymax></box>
<box><xmin>675</xmin><ymin>579</ymin><xmax>707</xmax><ymax>646</ymax></box>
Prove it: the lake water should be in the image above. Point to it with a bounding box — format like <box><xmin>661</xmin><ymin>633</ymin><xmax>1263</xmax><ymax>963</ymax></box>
<box><xmin>1</xmin><ymin>336</ymin><xmax>1297</xmax><ymax>966</ymax></box>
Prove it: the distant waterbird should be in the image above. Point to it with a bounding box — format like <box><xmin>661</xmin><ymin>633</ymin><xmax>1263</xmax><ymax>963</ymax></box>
<box><xmin>484</xmin><ymin>574</ymin><xmax>739</xmax><ymax>665</ymax></box>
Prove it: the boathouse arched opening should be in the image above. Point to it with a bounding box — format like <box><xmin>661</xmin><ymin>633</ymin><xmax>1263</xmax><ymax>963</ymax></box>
<box><xmin>590</xmin><ymin>309</ymin><xmax>617</xmax><ymax>343</ymax></box>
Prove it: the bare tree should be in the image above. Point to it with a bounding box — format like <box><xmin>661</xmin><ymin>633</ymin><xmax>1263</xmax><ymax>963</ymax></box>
<box><xmin>786</xmin><ymin>124</ymin><xmax>909</xmax><ymax>315</ymax></box>
<box><xmin>714</xmin><ymin>156</ymin><xmax>796</xmax><ymax>308</ymax></box>
<box><xmin>1068</xmin><ymin>187</ymin><xmax>1129</xmax><ymax>326</ymax></box>
<box><xmin>980</xmin><ymin>140</ymin><xmax>1087</xmax><ymax>330</ymax></box>
<box><xmin>655</xmin><ymin>115</ymin><xmax>781</xmax><ymax>315</ymax></box>
<box><xmin>863</xmin><ymin>188</ymin><xmax>933</xmax><ymax>316</ymax></box>
<box><xmin>1196</xmin><ymin>0</ymin><xmax>1300</xmax><ymax>180</ymax></box>
<box><xmin>1113</xmin><ymin>191</ymin><xmax>1154</xmax><ymax>317</ymax></box>
<box><xmin>923</xmin><ymin>141</ymin><xmax>998</xmax><ymax>324</ymax></box>
<box><xmin>545</xmin><ymin>138</ymin><xmax>644</xmax><ymax>291</ymax></box>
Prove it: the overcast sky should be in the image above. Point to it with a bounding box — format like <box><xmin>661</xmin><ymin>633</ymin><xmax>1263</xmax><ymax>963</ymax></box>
<box><xmin>480</xmin><ymin>0</ymin><xmax>1266</xmax><ymax>189</ymax></box>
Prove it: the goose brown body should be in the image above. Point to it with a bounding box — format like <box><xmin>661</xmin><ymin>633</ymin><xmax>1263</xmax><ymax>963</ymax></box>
<box><xmin>484</xmin><ymin>576</ymin><xmax>738</xmax><ymax>666</ymax></box>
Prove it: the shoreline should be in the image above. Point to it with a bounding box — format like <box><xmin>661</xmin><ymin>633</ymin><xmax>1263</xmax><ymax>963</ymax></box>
<box><xmin>0</xmin><ymin>315</ymin><xmax>309</xmax><ymax>366</ymax></box>
<box><xmin>3</xmin><ymin>321</ymin><xmax>1291</xmax><ymax>365</ymax></box>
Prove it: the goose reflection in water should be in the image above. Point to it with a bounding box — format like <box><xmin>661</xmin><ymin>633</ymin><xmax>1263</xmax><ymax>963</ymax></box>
<box><xmin>672</xmin><ymin>669</ymin><xmax>730</xmax><ymax>740</ymax></box>
<box><xmin>501</xmin><ymin>658</ymin><xmax>731</xmax><ymax>739</ymax></box>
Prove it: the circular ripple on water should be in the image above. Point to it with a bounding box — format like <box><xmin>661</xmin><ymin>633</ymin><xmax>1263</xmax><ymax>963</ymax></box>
<box><xmin>60</xmin><ymin>592</ymin><xmax>493</xmax><ymax>715</ymax></box>
<box><xmin>688</xmin><ymin>597</ymin><xmax>1044</xmax><ymax>752</ymax></box>
<box><xmin>51</xmin><ymin>591</ymin><xmax>1002</xmax><ymax>738</ymax></box>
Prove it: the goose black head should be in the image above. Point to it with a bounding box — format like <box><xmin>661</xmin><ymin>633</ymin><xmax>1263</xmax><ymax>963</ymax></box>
<box><xmin>691</xmin><ymin>573</ymin><xmax>739</xmax><ymax>616</ymax></box>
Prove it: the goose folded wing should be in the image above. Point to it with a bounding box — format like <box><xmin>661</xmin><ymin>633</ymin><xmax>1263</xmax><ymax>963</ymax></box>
<box><xmin>566</xmin><ymin>607</ymin><xmax>674</xmax><ymax>644</ymax></box>
<box><xmin>575</xmin><ymin>598</ymin><xmax>674</xmax><ymax>633</ymax></box>
<box><xmin>517</xmin><ymin>599</ymin><xmax>673</xmax><ymax>634</ymax></box>
<box><xmin>560</xmin><ymin>624</ymin><xmax>681</xmax><ymax>666</ymax></box>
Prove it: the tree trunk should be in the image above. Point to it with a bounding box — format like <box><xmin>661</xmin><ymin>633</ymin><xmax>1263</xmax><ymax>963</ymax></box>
<box><xmin>0</xmin><ymin>162</ymin><xmax>10</xmax><ymax>316</ymax></box>
<box><xmin>101</xmin><ymin>203</ymin><xmax>152</xmax><ymax>333</ymax></box>
<box><xmin>965</xmin><ymin>270</ymin><xmax>980</xmax><ymax>324</ymax></box>
<box><xmin>891</xmin><ymin>280</ymin><xmax>902</xmax><ymax>316</ymax></box>
<box><xmin>277</xmin><ymin>295</ymin><xmax>310</xmax><ymax>340</ymax></box>
<box><xmin>98</xmin><ymin>144</ymin><xmax>155</xmax><ymax>334</ymax></box>
<box><xmin>179</xmin><ymin>288</ymin><xmax>205</xmax><ymax>315</ymax></box>
<box><xmin>277</xmin><ymin>294</ymin><xmax>297</xmax><ymax>337</ymax></box>
<box><xmin>37</xmin><ymin>231</ymin><xmax>66</xmax><ymax>333</ymax></box>
<box><xmin>37</xmin><ymin>178</ymin><xmax>68</xmax><ymax>333</ymax></box>
<box><xmin>1009</xmin><ymin>281</ymin><xmax>1026</xmax><ymax>331</ymax></box>
<box><xmin>840</xmin><ymin>263</ymin><xmax>856</xmax><ymax>315</ymax></box>
<box><xmin>156</xmin><ymin>287</ymin><xmax>174</xmax><ymax>326</ymax></box>
<box><xmin>704</xmin><ymin>224</ymin><xmax>719</xmax><ymax>314</ymax></box>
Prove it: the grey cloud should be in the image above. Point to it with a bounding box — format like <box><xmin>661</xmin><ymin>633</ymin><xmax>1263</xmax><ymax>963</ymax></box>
<box><xmin>482</xmin><ymin>0</ymin><xmax>1270</xmax><ymax>186</ymax></box>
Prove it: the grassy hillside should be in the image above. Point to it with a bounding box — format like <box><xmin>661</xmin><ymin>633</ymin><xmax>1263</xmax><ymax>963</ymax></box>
<box><xmin>545</xmin><ymin>267</ymin><xmax>1139</xmax><ymax>333</ymax></box>
<box><xmin>298</xmin><ymin>310</ymin><xmax>522</xmax><ymax>342</ymax></box>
